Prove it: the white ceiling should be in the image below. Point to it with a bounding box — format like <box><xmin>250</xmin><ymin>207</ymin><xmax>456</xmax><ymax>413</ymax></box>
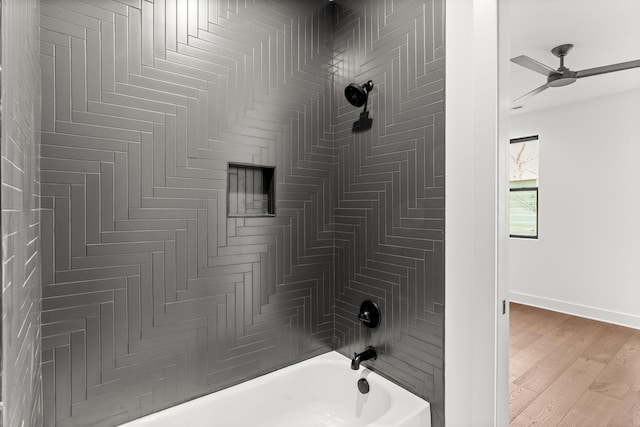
<box><xmin>509</xmin><ymin>0</ymin><xmax>640</xmax><ymax>114</ymax></box>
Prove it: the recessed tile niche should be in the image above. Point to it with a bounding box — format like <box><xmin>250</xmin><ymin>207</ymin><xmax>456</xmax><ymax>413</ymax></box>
<box><xmin>227</xmin><ymin>164</ymin><xmax>275</xmax><ymax>217</ymax></box>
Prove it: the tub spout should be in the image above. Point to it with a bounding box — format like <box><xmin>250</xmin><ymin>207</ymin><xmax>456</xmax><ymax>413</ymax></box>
<box><xmin>351</xmin><ymin>346</ymin><xmax>377</xmax><ymax>370</ymax></box>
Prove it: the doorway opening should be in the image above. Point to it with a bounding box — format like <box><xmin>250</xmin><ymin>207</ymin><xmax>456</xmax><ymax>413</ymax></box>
<box><xmin>504</xmin><ymin>0</ymin><xmax>640</xmax><ymax>425</ymax></box>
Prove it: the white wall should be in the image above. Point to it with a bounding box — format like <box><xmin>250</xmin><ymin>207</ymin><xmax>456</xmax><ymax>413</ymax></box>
<box><xmin>446</xmin><ymin>0</ymin><xmax>509</xmax><ymax>425</ymax></box>
<box><xmin>510</xmin><ymin>89</ymin><xmax>640</xmax><ymax>329</ymax></box>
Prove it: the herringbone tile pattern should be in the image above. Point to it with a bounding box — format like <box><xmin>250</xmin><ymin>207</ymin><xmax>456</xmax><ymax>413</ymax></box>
<box><xmin>1</xmin><ymin>1</ymin><xmax>43</xmax><ymax>426</ymax></box>
<box><xmin>40</xmin><ymin>1</ymin><xmax>336</xmax><ymax>425</ymax></box>
<box><xmin>332</xmin><ymin>1</ymin><xmax>445</xmax><ymax>425</ymax></box>
<box><xmin>39</xmin><ymin>0</ymin><xmax>445</xmax><ymax>426</ymax></box>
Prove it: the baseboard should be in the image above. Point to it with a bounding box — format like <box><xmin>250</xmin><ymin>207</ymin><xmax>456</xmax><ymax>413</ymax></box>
<box><xmin>509</xmin><ymin>291</ymin><xmax>640</xmax><ymax>330</ymax></box>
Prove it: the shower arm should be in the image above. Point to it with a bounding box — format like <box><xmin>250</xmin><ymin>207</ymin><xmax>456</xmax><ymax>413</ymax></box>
<box><xmin>362</xmin><ymin>81</ymin><xmax>373</xmax><ymax>112</ymax></box>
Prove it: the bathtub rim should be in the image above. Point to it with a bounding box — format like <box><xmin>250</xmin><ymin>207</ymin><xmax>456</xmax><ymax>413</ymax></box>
<box><xmin>119</xmin><ymin>350</ymin><xmax>430</xmax><ymax>426</ymax></box>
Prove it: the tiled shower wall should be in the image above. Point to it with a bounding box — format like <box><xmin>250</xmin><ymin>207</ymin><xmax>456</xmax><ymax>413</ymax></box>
<box><xmin>40</xmin><ymin>0</ymin><xmax>446</xmax><ymax>426</ymax></box>
<box><xmin>39</xmin><ymin>1</ymin><xmax>335</xmax><ymax>425</ymax></box>
<box><xmin>1</xmin><ymin>0</ymin><xmax>43</xmax><ymax>426</ymax></box>
<box><xmin>332</xmin><ymin>0</ymin><xmax>445</xmax><ymax>425</ymax></box>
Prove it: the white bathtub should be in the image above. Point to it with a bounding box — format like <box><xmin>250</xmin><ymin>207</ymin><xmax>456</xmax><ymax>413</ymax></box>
<box><xmin>120</xmin><ymin>351</ymin><xmax>430</xmax><ymax>427</ymax></box>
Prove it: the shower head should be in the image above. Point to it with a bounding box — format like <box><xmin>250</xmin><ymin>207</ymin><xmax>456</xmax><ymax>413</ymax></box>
<box><xmin>344</xmin><ymin>80</ymin><xmax>374</xmax><ymax>108</ymax></box>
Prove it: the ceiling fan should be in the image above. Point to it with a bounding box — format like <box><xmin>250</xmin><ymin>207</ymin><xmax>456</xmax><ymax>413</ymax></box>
<box><xmin>511</xmin><ymin>43</ymin><xmax>640</xmax><ymax>107</ymax></box>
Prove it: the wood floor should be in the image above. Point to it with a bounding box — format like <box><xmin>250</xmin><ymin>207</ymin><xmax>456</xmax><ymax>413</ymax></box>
<box><xmin>509</xmin><ymin>303</ymin><xmax>640</xmax><ymax>426</ymax></box>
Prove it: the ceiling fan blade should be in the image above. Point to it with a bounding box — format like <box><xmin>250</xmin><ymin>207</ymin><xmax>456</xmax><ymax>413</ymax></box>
<box><xmin>576</xmin><ymin>59</ymin><xmax>640</xmax><ymax>78</ymax></box>
<box><xmin>512</xmin><ymin>83</ymin><xmax>549</xmax><ymax>108</ymax></box>
<box><xmin>511</xmin><ymin>55</ymin><xmax>561</xmax><ymax>76</ymax></box>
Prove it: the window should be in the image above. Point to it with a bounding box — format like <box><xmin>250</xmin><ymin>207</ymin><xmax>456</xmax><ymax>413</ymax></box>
<box><xmin>509</xmin><ymin>136</ymin><xmax>539</xmax><ymax>238</ymax></box>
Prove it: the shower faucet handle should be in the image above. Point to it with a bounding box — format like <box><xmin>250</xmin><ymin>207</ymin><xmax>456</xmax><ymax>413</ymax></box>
<box><xmin>357</xmin><ymin>312</ymin><xmax>370</xmax><ymax>323</ymax></box>
<box><xmin>357</xmin><ymin>300</ymin><xmax>380</xmax><ymax>329</ymax></box>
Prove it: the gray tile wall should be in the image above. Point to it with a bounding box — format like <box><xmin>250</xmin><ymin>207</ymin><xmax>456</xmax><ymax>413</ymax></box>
<box><xmin>331</xmin><ymin>0</ymin><xmax>446</xmax><ymax>426</ymax></box>
<box><xmin>1</xmin><ymin>0</ymin><xmax>43</xmax><ymax>426</ymax></box>
<box><xmin>39</xmin><ymin>1</ymin><xmax>335</xmax><ymax>425</ymax></box>
<box><xmin>40</xmin><ymin>0</ymin><xmax>446</xmax><ymax>425</ymax></box>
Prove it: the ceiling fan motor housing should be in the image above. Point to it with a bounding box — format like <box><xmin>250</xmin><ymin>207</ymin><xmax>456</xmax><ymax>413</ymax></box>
<box><xmin>547</xmin><ymin>70</ymin><xmax>577</xmax><ymax>87</ymax></box>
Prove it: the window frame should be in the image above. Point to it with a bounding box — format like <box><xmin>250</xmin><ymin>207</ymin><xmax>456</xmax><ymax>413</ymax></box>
<box><xmin>509</xmin><ymin>187</ymin><xmax>538</xmax><ymax>239</ymax></box>
<box><xmin>509</xmin><ymin>135</ymin><xmax>539</xmax><ymax>239</ymax></box>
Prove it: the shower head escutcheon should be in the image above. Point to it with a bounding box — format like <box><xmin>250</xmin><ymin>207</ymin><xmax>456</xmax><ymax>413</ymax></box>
<box><xmin>344</xmin><ymin>80</ymin><xmax>374</xmax><ymax>108</ymax></box>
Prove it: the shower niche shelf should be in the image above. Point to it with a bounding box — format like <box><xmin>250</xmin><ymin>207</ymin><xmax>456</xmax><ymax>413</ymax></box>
<box><xmin>227</xmin><ymin>163</ymin><xmax>275</xmax><ymax>218</ymax></box>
